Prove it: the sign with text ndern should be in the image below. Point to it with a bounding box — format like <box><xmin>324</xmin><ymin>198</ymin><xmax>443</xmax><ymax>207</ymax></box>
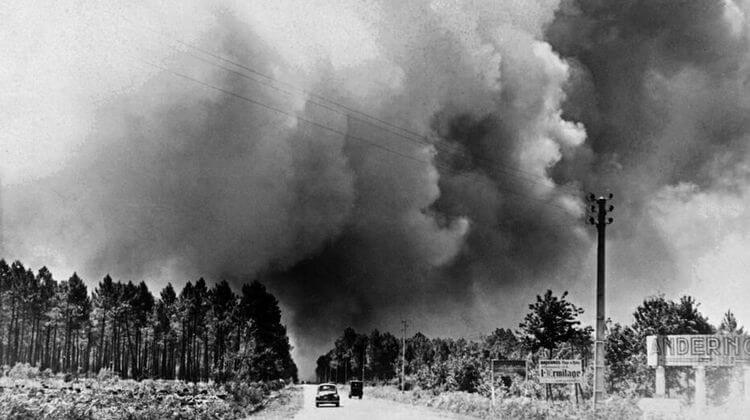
<box><xmin>538</xmin><ymin>359</ymin><xmax>583</xmax><ymax>384</ymax></box>
<box><xmin>646</xmin><ymin>335</ymin><xmax>750</xmax><ymax>367</ymax></box>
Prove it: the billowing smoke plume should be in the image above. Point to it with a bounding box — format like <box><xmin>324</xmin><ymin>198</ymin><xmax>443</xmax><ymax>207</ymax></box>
<box><xmin>3</xmin><ymin>0</ymin><xmax>750</xmax><ymax>376</ymax></box>
<box><xmin>546</xmin><ymin>0</ymin><xmax>750</xmax><ymax>329</ymax></box>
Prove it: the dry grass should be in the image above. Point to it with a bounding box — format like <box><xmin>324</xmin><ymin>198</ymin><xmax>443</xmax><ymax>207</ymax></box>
<box><xmin>0</xmin><ymin>363</ymin><xmax>291</xmax><ymax>419</ymax></box>
<box><xmin>366</xmin><ymin>385</ymin><xmax>642</xmax><ymax>419</ymax></box>
<box><xmin>245</xmin><ymin>386</ymin><xmax>303</xmax><ymax>419</ymax></box>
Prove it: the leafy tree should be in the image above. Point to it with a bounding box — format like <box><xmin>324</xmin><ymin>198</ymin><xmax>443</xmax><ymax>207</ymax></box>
<box><xmin>606</xmin><ymin>295</ymin><xmax>716</xmax><ymax>397</ymax></box>
<box><xmin>407</xmin><ymin>332</ymin><xmax>434</xmax><ymax>374</ymax></box>
<box><xmin>518</xmin><ymin>290</ymin><xmax>589</xmax><ymax>355</ymax></box>
<box><xmin>632</xmin><ymin>295</ymin><xmax>714</xmax><ymax>337</ymax></box>
<box><xmin>605</xmin><ymin>321</ymin><xmax>649</xmax><ymax>395</ymax></box>
<box><xmin>719</xmin><ymin>310</ymin><xmax>744</xmax><ymax>334</ymax></box>
<box><xmin>483</xmin><ymin>328</ymin><xmax>523</xmax><ymax>360</ymax></box>
<box><xmin>367</xmin><ymin>330</ymin><xmax>399</xmax><ymax>381</ymax></box>
<box><xmin>454</xmin><ymin>356</ymin><xmax>482</xmax><ymax>392</ymax></box>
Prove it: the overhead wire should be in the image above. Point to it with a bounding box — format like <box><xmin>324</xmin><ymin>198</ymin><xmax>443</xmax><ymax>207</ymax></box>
<box><xmin>137</xmin><ymin>58</ymin><xmax>579</xmax><ymax>221</ymax></box>
<box><xmin>99</xmin><ymin>7</ymin><xmax>586</xmax><ymax>229</ymax></box>
<box><xmin>110</xmin><ymin>10</ymin><xmax>584</xmax><ymax>198</ymax></box>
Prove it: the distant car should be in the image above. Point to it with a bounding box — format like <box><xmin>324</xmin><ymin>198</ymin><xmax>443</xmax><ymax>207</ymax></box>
<box><xmin>315</xmin><ymin>383</ymin><xmax>340</xmax><ymax>407</ymax></box>
<box><xmin>348</xmin><ymin>380</ymin><xmax>363</xmax><ymax>399</ymax></box>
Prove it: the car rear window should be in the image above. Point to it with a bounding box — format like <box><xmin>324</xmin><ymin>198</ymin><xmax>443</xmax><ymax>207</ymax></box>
<box><xmin>318</xmin><ymin>385</ymin><xmax>336</xmax><ymax>391</ymax></box>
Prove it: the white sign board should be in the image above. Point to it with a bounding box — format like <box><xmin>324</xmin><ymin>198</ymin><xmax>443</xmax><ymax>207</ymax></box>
<box><xmin>647</xmin><ymin>335</ymin><xmax>750</xmax><ymax>367</ymax></box>
<box><xmin>538</xmin><ymin>359</ymin><xmax>583</xmax><ymax>384</ymax></box>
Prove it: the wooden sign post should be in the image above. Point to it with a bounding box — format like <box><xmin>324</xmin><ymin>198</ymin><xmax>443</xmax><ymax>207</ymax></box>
<box><xmin>538</xmin><ymin>359</ymin><xmax>583</xmax><ymax>402</ymax></box>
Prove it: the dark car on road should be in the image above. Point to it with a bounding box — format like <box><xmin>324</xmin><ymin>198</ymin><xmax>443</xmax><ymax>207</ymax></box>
<box><xmin>348</xmin><ymin>380</ymin><xmax>363</xmax><ymax>399</ymax></box>
<box><xmin>315</xmin><ymin>383</ymin><xmax>340</xmax><ymax>407</ymax></box>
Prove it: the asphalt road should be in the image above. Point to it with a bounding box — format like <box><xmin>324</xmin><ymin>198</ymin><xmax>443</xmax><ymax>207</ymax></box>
<box><xmin>292</xmin><ymin>385</ymin><xmax>476</xmax><ymax>420</ymax></box>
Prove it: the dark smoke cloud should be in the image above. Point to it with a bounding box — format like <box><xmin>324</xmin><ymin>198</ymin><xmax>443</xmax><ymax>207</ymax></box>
<box><xmin>4</xmin><ymin>0</ymin><xmax>750</xmax><ymax>377</ymax></box>
<box><xmin>545</xmin><ymin>0</ymin><xmax>750</xmax><ymax>327</ymax></box>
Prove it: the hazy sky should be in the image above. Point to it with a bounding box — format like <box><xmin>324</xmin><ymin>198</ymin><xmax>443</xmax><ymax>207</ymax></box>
<box><xmin>3</xmin><ymin>0</ymin><xmax>750</xmax><ymax>378</ymax></box>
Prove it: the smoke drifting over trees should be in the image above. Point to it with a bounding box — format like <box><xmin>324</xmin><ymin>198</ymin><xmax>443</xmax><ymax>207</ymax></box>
<box><xmin>4</xmin><ymin>0</ymin><xmax>750</xmax><ymax>376</ymax></box>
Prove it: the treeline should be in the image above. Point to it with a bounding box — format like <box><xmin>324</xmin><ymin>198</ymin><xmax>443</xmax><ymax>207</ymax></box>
<box><xmin>317</xmin><ymin>327</ymin><xmax>527</xmax><ymax>392</ymax></box>
<box><xmin>318</xmin><ymin>290</ymin><xmax>745</xmax><ymax>401</ymax></box>
<box><xmin>0</xmin><ymin>259</ymin><xmax>297</xmax><ymax>383</ymax></box>
<box><xmin>317</xmin><ymin>290</ymin><xmax>591</xmax><ymax>393</ymax></box>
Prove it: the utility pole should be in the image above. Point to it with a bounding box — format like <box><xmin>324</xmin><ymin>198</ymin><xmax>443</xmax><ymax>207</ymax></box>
<box><xmin>401</xmin><ymin>320</ymin><xmax>408</xmax><ymax>392</ymax></box>
<box><xmin>587</xmin><ymin>193</ymin><xmax>614</xmax><ymax>408</ymax></box>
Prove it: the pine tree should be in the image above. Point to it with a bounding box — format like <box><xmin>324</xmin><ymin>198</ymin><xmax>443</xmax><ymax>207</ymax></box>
<box><xmin>719</xmin><ymin>310</ymin><xmax>744</xmax><ymax>334</ymax></box>
<box><xmin>0</xmin><ymin>259</ymin><xmax>297</xmax><ymax>383</ymax></box>
<box><xmin>518</xmin><ymin>290</ymin><xmax>588</xmax><ymax>354</ymax></box>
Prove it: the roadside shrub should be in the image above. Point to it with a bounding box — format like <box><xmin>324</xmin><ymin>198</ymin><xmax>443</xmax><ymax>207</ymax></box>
<box><xmin>267</xmin><ymin>378</ymin><xmax>286</xmax><ymax>391</ymax></box>
<box><xmin>0</xmin><ymin>373</ymin><xmax>291</xmax><ymax>420</ymax></box>
<box><xmin>456</xmin><ymin>360</ymin><xmax>482</xmax><ymax>392</ymax></box>
<box><xmin>367</xmin><ymin>384</ymin><xmax>643</xmax><ymax>419</ymax></box>
<box><xmin>227</xmin><ymin>381</ymin><xmax>265</xmax><ymax>407</ymax></box>
<box><xmin>7</xmin><ymin>363</ymin><xmax>40</xmax><ymax>380</ymax></box>
<box><xmin>97</xmin><ymin>367</ymin><xmax>118</xmax><ymax>383</ymax></box>
<box><xmin>39</xmin><ymin>368</ymin><xmax>53</xmax><ymax>380</ymax></box>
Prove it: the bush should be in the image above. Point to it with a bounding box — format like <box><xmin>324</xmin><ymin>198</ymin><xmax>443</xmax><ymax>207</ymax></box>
<box><xmin>7</xmin><ymin>363</ymin><xmax>40</xmax><ymax>380</ymax></box>
<box><xmin>456</xmin><ymin>361</ymin><xmax>482</xmax><ymax>392</ymax></box>
<box><xmin>0</xmin><ymin>375</ymin><xmax>289</xmax><ymax>420</ymax></box>
<box><xmin>97</xmin><ymin>368</ymin><xmax>118</xmax><ymax>383</ymax></box>
<box><xmin>227</xmin><ymin>381</ymin><xmax>265</xmax><ymax>407</ymax></box>
<box><xmin>367</xmin><ymin>384</ymin><xmax>643</xmax><ymax>419</ymax></box>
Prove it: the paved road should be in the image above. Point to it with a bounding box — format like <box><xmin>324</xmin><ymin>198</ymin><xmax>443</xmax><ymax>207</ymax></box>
<box><xmin>292</xmin><ymin>385</ymin><xmax>476</xmax><ymax>420</ymax></box>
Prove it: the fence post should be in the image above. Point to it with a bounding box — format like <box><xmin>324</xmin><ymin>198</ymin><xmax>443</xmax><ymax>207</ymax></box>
<box><xmin>694</xmin><ymin>366</ymin><xmax>706</xmax><ymax>409</ymax></box>
<box><xmin>655</xmin><ymin>366</ymin><xmax>665</xmax><ymax>397</ymax></box>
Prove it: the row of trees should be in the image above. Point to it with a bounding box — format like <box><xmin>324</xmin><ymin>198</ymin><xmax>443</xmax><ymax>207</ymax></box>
<box><xmin>0</xmin><ymin>259</ymin><xmax>297</xmax><ymax>383</ymax></box>
<box><xmin>316</xmin><ymin>327</ymin><xmax>526</xmax><ymax>392</ymax></box>
<box><xmin>317</xmin><ymin>290</ymin><xmax>591</xmax><ymax>392</ymax></box>
<box><xmin>318</xmin><ymin>290</ymin><xmax>744</xmax><ymax>400</ymax></box>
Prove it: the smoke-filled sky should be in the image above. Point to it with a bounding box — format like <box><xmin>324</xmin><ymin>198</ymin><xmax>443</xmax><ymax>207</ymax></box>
<box><xmin>3</xmin><ymin>0</ymin><xmax>750</xmax><ymax>378</ymax></box>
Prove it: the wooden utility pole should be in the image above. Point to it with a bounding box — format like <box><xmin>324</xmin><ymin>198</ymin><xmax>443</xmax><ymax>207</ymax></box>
<box><xmin>401</xmin><ymin>320</ymin><xmax>408</xmax><ymax>392</ymax></box>
<box><xmin>588</xmin><ymin>193</ymin><xmax>614</xmax><ymax>407</ymax></box>
<box><xmin>490</xmin><ymin>359</ymin><xmax>497</xmax><ymax>408</ymax></box>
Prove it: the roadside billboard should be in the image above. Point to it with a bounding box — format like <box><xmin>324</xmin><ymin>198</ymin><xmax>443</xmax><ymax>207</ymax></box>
<box><xmin>538</xmin><ymin>359</ymin><xmax>583</xmax><ymax>384</ymax></box>
<box><xmin>491</xmin><ymin>359</ymin><xmax>527</xmax><ymax>378</ymax></box>
<box><xmin>646</xmin><ymin>335</ymin><xmax>750</xmax><ymax>367</ymax></box>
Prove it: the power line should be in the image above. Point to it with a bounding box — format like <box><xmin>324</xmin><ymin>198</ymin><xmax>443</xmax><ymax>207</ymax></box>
<box><xmin>136</xmin><ymin>59</ymin><xmax>580</xmax><ymax>218</ymax></box>
<box><xmin>111</xmin><ymin>10</ymin><xmax>583</xmax><ymax>198</ymax></box>
<box><xmin>401</xmin><ymin>320</ymin><xmax>408</xmax><ymax>392</ymax></box>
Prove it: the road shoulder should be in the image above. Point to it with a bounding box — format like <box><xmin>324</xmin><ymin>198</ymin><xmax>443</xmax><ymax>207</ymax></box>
<box><xmin>246</xmin><ymin>385</ymin><xmax>304</xmax><ymax>419</ymax></box>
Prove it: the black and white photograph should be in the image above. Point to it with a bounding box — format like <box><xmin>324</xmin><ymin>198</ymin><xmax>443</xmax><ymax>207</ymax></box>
<box><xmin>2</xmin><ymin>1</ymin><xmax>750</xmax><ymax>418</ymax></box>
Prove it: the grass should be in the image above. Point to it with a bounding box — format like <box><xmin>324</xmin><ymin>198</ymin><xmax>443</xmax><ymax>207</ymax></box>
<box><xmin>367</xmin><ymin>383</ymin><xmax>750</xmax><ymax>420</ymax></box>
<box><xmin>0</xmin><ymin>363</ymin><xmax>292</xmax><ymax>419</ymax></box>
<box><xmin>245</xmin><ymin>386</ymin><xmax>303</xmax><ymax>419</ymax></box>
<box><xmin>366</xmin><ymin>385</ymin><xmax>642</xmax><ymax>419</ymax></box>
